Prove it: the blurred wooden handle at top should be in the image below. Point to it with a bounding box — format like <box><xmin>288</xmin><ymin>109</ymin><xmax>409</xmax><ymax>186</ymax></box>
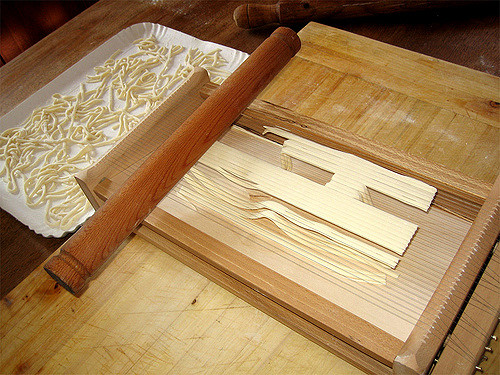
<box><xmin>234</xmin><ymin>0</ymin><xmax>483</xmax><ymax>29</ymax></box>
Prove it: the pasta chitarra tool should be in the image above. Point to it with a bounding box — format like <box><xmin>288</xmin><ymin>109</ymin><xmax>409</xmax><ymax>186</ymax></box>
<box><xmin>43</xmin><ymin>27</ymin><xmax>301</xmax><ymax>295</ymax></box>
<box><xmin>21</xmin><ymin>20</ymin><xmax>500</xmax><ymax>375</ymax></box>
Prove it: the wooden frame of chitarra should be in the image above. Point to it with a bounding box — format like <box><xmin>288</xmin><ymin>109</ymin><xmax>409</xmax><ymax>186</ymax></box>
<box><xmin>89</xmin><ymin>74</ymin><xmax>499</xmax><ymax>374</ymax></box>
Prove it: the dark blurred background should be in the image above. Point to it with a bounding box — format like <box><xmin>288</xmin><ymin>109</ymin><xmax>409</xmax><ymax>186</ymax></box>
<box><xmin>1</xmin><ymin>0</ymin><xmax>97</xmax><ymax>64</ymax></box>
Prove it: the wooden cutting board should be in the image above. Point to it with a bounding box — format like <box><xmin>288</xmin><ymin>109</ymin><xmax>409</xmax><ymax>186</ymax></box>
<box><xmin>1</xmin><ymin>22</ymin><xmax>498</xmax><ymax>374</ymax></box>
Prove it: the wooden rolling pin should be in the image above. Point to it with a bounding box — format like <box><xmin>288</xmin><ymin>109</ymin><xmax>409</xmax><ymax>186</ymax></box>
<box><xmin>44</xmin><ymin>27</ymin><xmax>301</xmax><ymax>295</ymax></box>
<box><xmin>234</xmin><ymin>0</ymin><xmax>481</xmax><ymax>29</ymax></box>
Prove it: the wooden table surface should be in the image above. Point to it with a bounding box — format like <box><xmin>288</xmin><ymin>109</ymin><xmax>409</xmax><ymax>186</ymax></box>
<box><xmin>1</xmin><ymin>0</ymin><xmax>498</xmax><ymax>372</ymax></box>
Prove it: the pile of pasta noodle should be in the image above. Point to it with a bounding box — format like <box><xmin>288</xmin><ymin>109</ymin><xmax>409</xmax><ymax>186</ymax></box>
<box><xmin>0</xmin><ymin>35</ymin><xmax>230</xmax><ymax>233</ymax></box>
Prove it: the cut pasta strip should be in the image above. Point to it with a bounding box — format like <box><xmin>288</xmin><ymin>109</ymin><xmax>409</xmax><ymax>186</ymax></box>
<box><xmin>263</xmin><ymin>127</ymin><xmax>436</xmax><ymax>212</ymax></box>
<box><xmin>187</xmin><ymin>166</ymin><xmax>400</xmax><ymax>269</ymax></box>
<box><xmin>198</xmin><ymin>141</ymin><xmax>417</xmax><ymax>255</ymax></box>
<box><xmin>175</xmin><ymin>181</ymin><xmax>391</xmax><ymax>284</ymax></box>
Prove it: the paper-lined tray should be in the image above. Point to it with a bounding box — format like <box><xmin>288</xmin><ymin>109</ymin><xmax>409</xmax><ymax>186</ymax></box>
<box><xmin>0</xmin><ymin>23</ymin><xmax>248</xmax><ymax>237</ymax></box>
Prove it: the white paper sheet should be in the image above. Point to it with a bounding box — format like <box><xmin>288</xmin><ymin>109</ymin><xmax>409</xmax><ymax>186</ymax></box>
<box><xmin>0</xmin><ymin>23</ymin><xmax>248</xmax><ymax>237</ymax></box>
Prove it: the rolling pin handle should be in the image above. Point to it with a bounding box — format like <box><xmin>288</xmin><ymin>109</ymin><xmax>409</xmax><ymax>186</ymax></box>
<box><xmin>234</xmin><ymin>1</ymin><xmax>318</xmax><ymax>29</ymax></box>
<box><xmin>44</xmin><ymin>249</ymin><xmax>90</xmax><ymax>294</ymax></box>
<box><xmin>233</xmin><ymin>4</ymin><xmax>279</xmax><ymax>29</ymax></box>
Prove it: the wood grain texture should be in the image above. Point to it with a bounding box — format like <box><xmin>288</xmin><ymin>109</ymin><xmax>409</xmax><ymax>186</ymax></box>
<box><xmin>1</xmin><ymin>235</ymin><xmax>363</xmax><ymax>375</ymax></box>
<box><xmin>139</xmin><ymin>206</ymin><xmax>404</xmax><ymax>367</ymax></box>
<box><xmin>135</xmin><ymin>226</ymin><xmax>392</xmax><ymax>375</ymax></box>
<box><xmin>137</xmin><ymin>215</ymin><xmax>398</xmax><ymax>373</ymax></box>
<box><xmin>0</xmin><ymin>210</ymin><xmax>65</xmax><ymax>297</ymax></box>
<box><xmin>88</xmin><ymin>22</ymin><xmax>499</xmax><ymax>374</ymax></box>
<box><xmin>86</xmin><ymin>96</ymin><xmax>491</xmax><ymax>372</ymax></box>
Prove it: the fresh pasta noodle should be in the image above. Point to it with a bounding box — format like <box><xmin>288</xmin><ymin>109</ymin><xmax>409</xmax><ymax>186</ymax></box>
<box><xmin>0</xmin><ymin>35</ymin><xmax>231</xmax><ymax>233</ymax></box>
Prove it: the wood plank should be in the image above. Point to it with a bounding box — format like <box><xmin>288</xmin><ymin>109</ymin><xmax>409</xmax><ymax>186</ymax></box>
<box><xmin>296</xmin><ymin>23</ymin><xmax>499</xmax><ymax>126</ymax></box>
<box><xmin>259</xmin><ymin>22</ymin><xmax>500</xmax><ymax>184</ymax></box>
<box><xmin>84</xmin><ymin>116</ymin><xmax>475</xmax><ymax>350</ymax></box>
<box><xmin>87</xmin><ymin>131</ymin><xmax>494</xmax><ymax>374</ymax></box>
